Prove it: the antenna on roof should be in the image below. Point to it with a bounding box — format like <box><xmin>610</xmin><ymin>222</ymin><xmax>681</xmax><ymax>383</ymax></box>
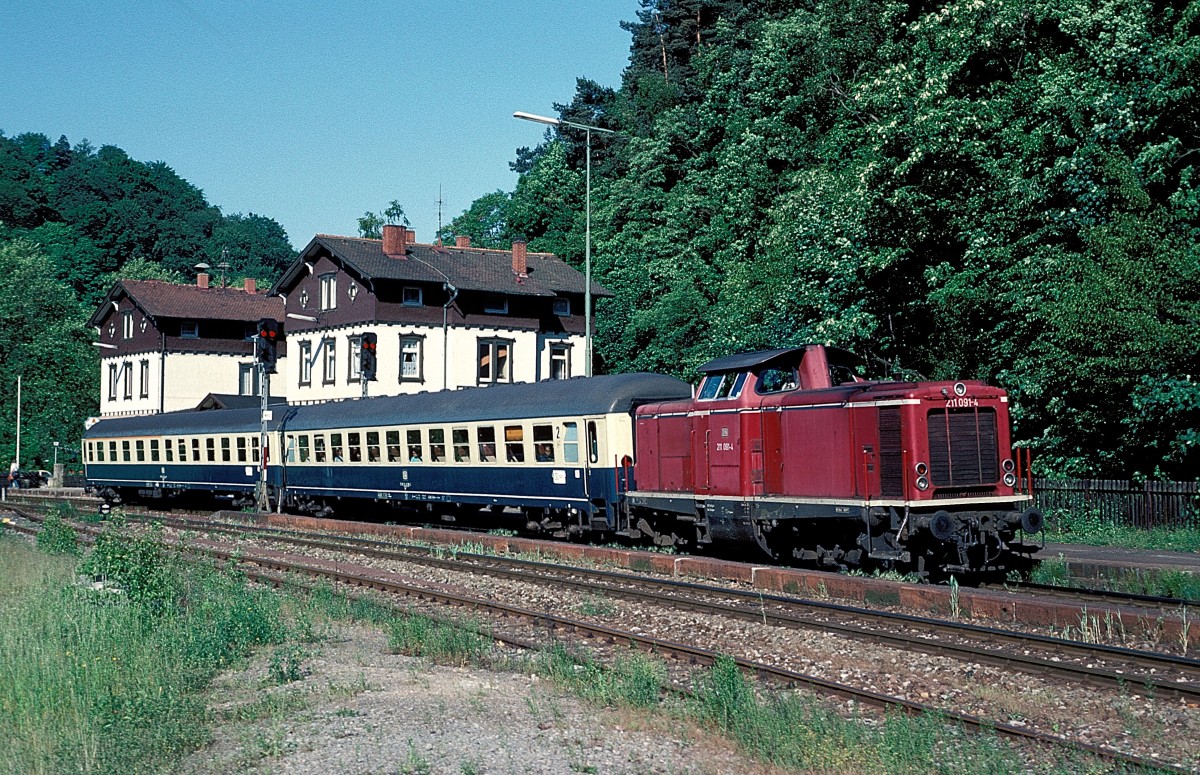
<box><xmin>436</xmin><ymin>185</ymin><xmax>444</xmax><ymax>243</ymax></box>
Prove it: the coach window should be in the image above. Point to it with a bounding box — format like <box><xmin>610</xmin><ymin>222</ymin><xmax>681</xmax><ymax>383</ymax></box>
<box><xmin>206</xmin><ymin>439</ymin><xmax>216</xmax><ymax>462</ymax></box>
<box><xmin>237</xmin><ymin>437</ymin><xmax>247</xmax><ymax>463</ymax></box>
<box><xmin>560</xmin><ymin>422</ymin><xmax>579</xmax><ymax>463</ymax></box>
<box><xmin>177</xmin><ymin>439</ymin><xmax>186</xmax><ymax>462</ymax></box>
<box><xmin>192</xmin><ymin>438</ymin><xmax>201</xmax><ymax>461</ymax></box>
<box><xmin>452</xmin><ymin>428</ymin><xmax>470</xmax><ymax>462</ymax></box>
<box><xmin>533</xmin><ymin>425</ymin><xmax>554</xmax><ymax>463</ymax></box>
<box><xmin>136</xmin><ymin>440</ymin><xmax>146</xmax><ymax>462</ymax></box>
<box><xmin>150</xmin><ymin>439</ymin><xmax>160</xmax><ymax>462</ymax></box>
<box><xmin>587</xmin><ymin>422</ymin><xmax>599</xmax><ymax>464</ymax></box>
<box><xmin>94</xmin><ymin>443</ymin><xmax>103</xmax><ymax>462</ymax></box>
<box><xmin>386</xmin><ymin>430</ymin><xmax>402</xmax><ymax>463</ymax></box>
<box><xmin>348</xmin><ymin>432</ymin><xmax>362</xmax><ymax>463</ymax></box>
<box><xmin>108</xmin><ymin>441</ymin><xmax>116</xmax><ymax>462</ymax></box>
<box><xmin>477</xmin><ymin>426</ymin><xmax>496</xmax><ymax>462</ymax></box>
<box><xmin>220</xmin><ymin>438</ymin><xmax>231</xmax><ymax>462</ymax></box>
<box><xmin>366</xmin><ymin>432</ymin><xmax>381</xmax><ymax>463</ymax></box>
<box><xmin>504</xmin><ymin>426</ymin><xmax>525</xmax><ymax>463</ymax></box>
<box><xmin>330</xmin><ymin>433</ymin><xmax>344</xmax><ymax>462</ymax></box>
<box><xmin>251</xmin><ymin>438</ymin><xmax>260</xmax><ymax>463</ymax></box>
<box><xmin>164</xmin><ymin>440</ymin><xmax>173</xmax><ymax>462</ymax></box>
<box><xmin>429</xmin><ymin>429</ymin><xmax>446</xmax><ymax>462</ymax></box>
<box><xmin>406</xmin><ymin>429</ymin><xmax>422</xmax><ymax>462</ymax></box>
<box><xmin>298</xmin><ymin>435</ymin><xmax>311</xmax><ymax>463</ymax></box>
<box><xmin>122</xmin><ymin>441</ymin><xmax>132</xmax><ymax>462</ymax></box>
<box><xmin>313</xmin><ymin>435</ymin><xmax>327</xmax><ymax>463</ymax></box>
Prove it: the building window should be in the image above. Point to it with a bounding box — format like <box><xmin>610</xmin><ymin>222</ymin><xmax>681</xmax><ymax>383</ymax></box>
<box><xmin>123</xmin><ymin>360</ymin><xmax>133</xmax><ymax>400</ymax></box>
<box><xmin>552</xmin><ymin>297</ymin><xmax>570</xmax><ymax>316</ymax></box>
<box><xmin>402</xmin><ymin>286</ymin><xmax>423</xmax><ymax>306</ymax></box>
<box><xmin>299</xmin><ymin>341</ymin><xmax>312</xmax><ymax>386</ymax></box>
<box><xmin>139</xmin><ymin>359</ymin><xmax>150</xmax><ymax>398</ymax></box>
<box><xmin>477</xmin><ymin>339</ymin><xmax>511</xmax><ymax>384</ymax></box>
<box><xmin>122</xmin><ymin>311</ymin><xmax>134</xmax><ymax>339</ymax></box>
<box><xmin>399</xmin><ymin>335</ymin><xmax>423</xmax><ymax>382</ymax></box>
<box><xmin>319</xmin><ymin>273</ymin><xmax>337</xmax><ymax>311</ymax></box>
<box><xmin>549</xmin><ymin>344</ymin><xmax>571</xmax><ymax>380</ymax></box>
<box><xmin>483</xmin><ymin>294</ymin><xmax>508</xmax><ymax>314</ymax></box>
<box><xmin>322</xmin><ymin>338</ymin><xmax>336</xmax><ymax>384</ymax></box>
<box><xmin>348</xmin><ymin>335</ymin><xmax>362</xmax><ymax>382</ymax></box>
<box><xmin>239</xmin><ymin>363</ymin><xmax>259</xmax><ymax>396</ymax></box>
<box><xmin>108</xmin><ymin>363</ymin><xmax>118</xmax><ymax>401</ymax></box>
<box><xmin>180</xmin><ymin>321</ymin><xmax>199</xmax><ymax>338</ymax></box>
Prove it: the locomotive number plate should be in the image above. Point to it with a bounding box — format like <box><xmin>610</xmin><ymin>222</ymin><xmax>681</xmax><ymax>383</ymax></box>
<box><xmin>945</xmin><ymin>397</ymin><xmax>979</xmax><ymax>408</ymax></box>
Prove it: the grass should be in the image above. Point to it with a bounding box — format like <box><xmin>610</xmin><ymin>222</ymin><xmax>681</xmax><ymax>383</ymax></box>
<box><xmin>1027</xmin><ymin>553</ymin><xmax>1200</xmax><ymax>602</ymax></box>
<box><xmin>1045</xmin><ymin>509</ymin><xmax>1200</xmax><ymax>553</ymax></box>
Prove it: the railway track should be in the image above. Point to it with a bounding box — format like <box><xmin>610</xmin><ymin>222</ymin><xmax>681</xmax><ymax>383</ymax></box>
<box><xmin>6</xmin><ymin>505</ymin><xmax>1198</xmax><ymax>772</ymax></box>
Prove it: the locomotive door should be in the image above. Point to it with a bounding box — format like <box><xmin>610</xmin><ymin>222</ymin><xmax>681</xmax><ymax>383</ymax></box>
<box><xmin>690</xmin><ymin>411</ymin><xmax>711</xmax><ymax>493</ymax></box>
<box><xmin>707</xmin><ymin>410</ymin><xmax>742</xmax><ymax>495</ymax></box>
<box><xmin>755</xmin><ymin>404</ymin><xmax>783</xmax><ymax>496</ymax></box>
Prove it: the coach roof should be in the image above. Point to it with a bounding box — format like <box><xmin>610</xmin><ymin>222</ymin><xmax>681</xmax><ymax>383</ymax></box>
<box><xmin>85</xmin><ymin>373</ymin><xmax>692</xmax><ymax>438</ymax></box>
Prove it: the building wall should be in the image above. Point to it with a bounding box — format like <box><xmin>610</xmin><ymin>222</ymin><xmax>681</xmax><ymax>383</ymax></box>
<box><xmin>285</xmin><ymin>322</ymin><xmax>585</xmax><ymax>404</ymax></box>
<box><xmin>100</xmin><ymin>351</ymin><xmax>288</xmax><ymax>417</ymax></box>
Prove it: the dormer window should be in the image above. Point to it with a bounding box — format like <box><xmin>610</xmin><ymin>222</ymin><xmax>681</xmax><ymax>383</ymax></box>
<box><xmin>180</xmin><ymin>321</ymin><xmax>199</xmax><ymax>339</ymax></box>
<box><xmin>402</xmin><ymin>286</ymin><xmax>423</xmax><ymax>306</ymax></box>
<box><xmin>552</xmin><ymin>298</ymin><xmax>570</xmax><ymax>316</ymax></box>
<box><xmin>483</xmin><ymin>295</ymin><xmax>508</xmax><ymax>314</ymax></box>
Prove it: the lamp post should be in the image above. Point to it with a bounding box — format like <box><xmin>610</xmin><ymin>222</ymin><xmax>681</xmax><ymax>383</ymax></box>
<box><xmin>514</xmin><ymin>111</ymin><xmax>617</xmax><ymax>377</ymax></box>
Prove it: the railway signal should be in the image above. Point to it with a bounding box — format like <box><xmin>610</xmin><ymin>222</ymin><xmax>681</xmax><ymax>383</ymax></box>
<box><xmin>257</xmin><ymin>318</ymin><xmax>280</xmax><ymax>373</ymax></box>
<box><xmin>360</xmin><ymin>332</ymin><xmax>378</xmax><ymax>382</ymax></box>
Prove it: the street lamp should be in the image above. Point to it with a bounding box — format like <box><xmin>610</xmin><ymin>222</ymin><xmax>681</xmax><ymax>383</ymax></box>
<box><xmin>514</xmin><ymin>111</ymin><xmax>617</xmax><ymax>377</ymax></box>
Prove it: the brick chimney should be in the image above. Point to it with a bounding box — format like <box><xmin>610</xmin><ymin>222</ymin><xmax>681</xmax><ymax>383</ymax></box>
<box><xmin>197</xmin><ymin>273</ymin><xmax>210</xmax><ymax>289</ymax></box>
<box><xmin>512</xmin><ymin>239</ymin><xmax>528</xmax><ymax>277</ymax></box>
<box><xmin>244</xmin><ymin>278</ymin><xmax>257</xmax><ymax>294</ymax></box>
<box><xmin>455</xmin><ymin>235</ymin><xmax>471</xmax><ymax>248</ymax></box>
<box><xmin>383</xmin><ymin>224</ymin><xmax>409</xmax><ymax>258</ymax></box>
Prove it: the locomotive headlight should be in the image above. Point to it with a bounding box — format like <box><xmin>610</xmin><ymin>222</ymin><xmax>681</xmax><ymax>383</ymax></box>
<box><xmin>953</xmin><ymin>382</ymin><xmax>967</xmax><ymax>397</ymax></box>
<box><xmin>1002</xmin><ymin>458</ymin><xmax>1015</xmax><ymax>473</ymax></box>
<box><xmin>914</xmin><ymin>462</ymin><xmax>928</xmax><ymax>476</ymax></box>
<box><xmin>1003</xmin><ymin>472</ymin><xmax>1017</xmax><ymax>487</ymax></box>
<box><xmin>916</xmin><ymin>476</ymin><xmax>930</xmax><ymax>491</ymax></box>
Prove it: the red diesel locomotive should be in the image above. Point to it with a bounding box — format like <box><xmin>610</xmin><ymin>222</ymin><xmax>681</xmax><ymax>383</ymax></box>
<box><xmin>627</xmin><ymin>346</ymin><xmax>1043</xmax><ymax>577</ymax></box>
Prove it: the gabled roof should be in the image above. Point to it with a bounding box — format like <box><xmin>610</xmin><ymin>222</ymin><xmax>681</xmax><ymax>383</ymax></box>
<box><xmin>271</xmin><ymin>235</ymin><xmax>612</xmax><ymax>299</ymax></box>
<box><xmin>88</xmin><ymin>280</ymin><xmax>284</xmax><ymax>328</ymax></box>
<box><xmin>698</xmin><ymin>346</ymin><xmax>864</xmax><ymax>374</ymax></box>
<box><xmin>196</xmin><ymin>393</ymin><xmax>288</xmax><ymax>411</ymax></box>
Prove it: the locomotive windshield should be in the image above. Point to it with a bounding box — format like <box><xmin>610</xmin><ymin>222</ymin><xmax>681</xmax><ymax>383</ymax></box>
<box><xmin>697</xmin><ymin>371</ymin><xmax>747</xmax><ymax>400</ymax></box>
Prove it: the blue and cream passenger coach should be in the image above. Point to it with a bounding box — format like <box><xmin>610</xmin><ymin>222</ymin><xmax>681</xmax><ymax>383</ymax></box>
<box><xmin>84</xmin><ymin>373</ymin><xmax>692</xmax><ymax>534</ymax></box>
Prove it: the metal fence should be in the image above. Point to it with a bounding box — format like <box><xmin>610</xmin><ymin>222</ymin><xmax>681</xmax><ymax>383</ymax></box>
<box><xmin>1028</xmin><ymin>478</ymin><xmax>1200</xmax><ymax>530</ymax></box>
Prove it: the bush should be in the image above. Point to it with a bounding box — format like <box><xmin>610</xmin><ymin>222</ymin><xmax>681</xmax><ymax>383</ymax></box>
<box><xmin>36</xmin><ymin>514</ymin><xmax>79</xmax><ymax>556</ymax></box>
<box><xmin>80</xmin><ymin>526</ymin><xmax>175</xmax><ymax>607</ymax></box>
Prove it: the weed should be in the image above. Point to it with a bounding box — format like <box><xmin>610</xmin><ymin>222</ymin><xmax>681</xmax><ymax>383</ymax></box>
<box><xmin>576</xmin><ymin>593</ymin><xmax>617</xmax><ymax>618</ymax></box>
<box><xmin>80</xmin><ymin>524</ymin><xmax>175</xmax><ymax>606</ymax></box>
<box><xmin>268</xmin><ymin>644</ymin><xmax>307</xmax><ymax>684</ymax></box>
<box><xmin>948</xmin><ymin>575</ymin><xmax>960</xmax><ymax>619</ymax></box>
<box><xmin>387</xmin><ymin>614</ymin><xmax>490</xmax><ymax>666</ymax></box>
<box><xmin>36</xmin><ymin>513</ymin><xmax>79</xmax><ymax>556</ymax></box>
<box><xmin>397</xmin><ymin>738</ymin><xmax>432</xmax><ymax>774</ymax></box>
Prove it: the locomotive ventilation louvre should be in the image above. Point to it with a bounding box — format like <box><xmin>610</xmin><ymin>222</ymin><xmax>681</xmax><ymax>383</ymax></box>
<box><xmin>927</xmin><ymin>408</ymin><xmax>998</xmax><ymax>487</ymax></box>
<box><xmin>878</xmin><ymin>407</ymin><xmax>904</xmax><ymax>497</ymax></box>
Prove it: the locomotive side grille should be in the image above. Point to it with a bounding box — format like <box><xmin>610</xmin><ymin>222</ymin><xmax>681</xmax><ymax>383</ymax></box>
<box><xmin>927</xmin><ymin>408</ymin><xmax>998</xmax><ymax>486</ymax></box>
<box><xmin>878</xmin><ymin>407</ymin><xmax>903</xmax><ymax>497</ymax></box>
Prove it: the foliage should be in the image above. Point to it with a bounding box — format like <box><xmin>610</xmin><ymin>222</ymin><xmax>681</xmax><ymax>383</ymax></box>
<box><xmin>357</xmin><ymin>199</ymin><xmax>410</xmax><ymax>238</ymax></box>
<box><xmin>35</xmin><ymin>513</ymin><xmax>79</xmax><ymax>556</ymax></box>
<box><xmin>449</xmin><ymin>0</ymin><xmax>1200</xmax><ymax>479</ymax></box>
<box><xmin>1045</xmin><ymin>508</ymin><xmax>1200</xmax><ymax>552</ymax></box>
<box><xmin>0</xmin><ymin>240</ymin><xmax>96</xmax><ymax>470</ymax></box>
<box><xmin>80</xmin><ymin>524</ymin><xmax>176</xmax><ymax>606</ymax></box>
<box><xmin>387</xmin><ymin>613</ymin><xmax>490</xmax><ymax>666</ymax></box>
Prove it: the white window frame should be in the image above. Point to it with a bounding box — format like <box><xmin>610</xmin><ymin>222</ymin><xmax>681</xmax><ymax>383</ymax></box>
<box><xmin>122</xmin><ymin>311</ymin><xmax>134</xmax><ymax>340</ymax></box>
<box><xmin>239</xmin><ymin>363</ymin><xmax>259</xmax><ymax>396</ymax></box>
<box><xmin>402</xmin><ymin>286</ymin><xmax>423</xmax><ymax>306</ymax></box>
<box><xmin>180</xmin><ymin>321</ymin><xmax>199</xmax><ymax>338</ymax></box>
<box><xmin>299</xmin><ymin>341</ymin><xmax>313</xmax><ymax>386</ymax></box>
<box><xmin>348</xmin><ymin>335</ymin><xmax>362</xmax><ymax>382</ymax></box>
<box><xmin>122</xmin><ymin>360</ymin><xmax>133</xmax><ymax>400</ymax></box>
<box><xmin>552</xmin><ymin>297</ymin><xmax>570</xmax><ymax>316</ymax></box>
<box><xmin>138</xmin><ymin>359</ymin><xmax>150</xmax><ymax>398</ymax></box>
<box><xmin>319</xmin><ymin>273</ymin><xmax>337</xmax><ymax>311</ymax></box>
<box><xmin>108</xmin><ymin>362</ymin><xmax>118</xmax><ymax>401</ymax></box>
<box><xmin>399</xmin><ymin>334</ymin><xmax>424</xmax><ymax>382</ymax></box>
<box><xmin>477</xmin><ymin>338</ymin><xmax>512</xmax><ymax>384</ymax></box>
<box><xmin>322</xmin><ymin>337</ymin><xmax>336</xmax><ymax>384</ymax></box>
<box><xmin>549</xmin><ymin>343</ymin><xmax>571</xmax><ymax>380</ymax></box>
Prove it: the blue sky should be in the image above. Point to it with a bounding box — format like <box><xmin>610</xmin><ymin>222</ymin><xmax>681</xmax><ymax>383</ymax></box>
<box><xmin>1</xmin><ymin>0</ymin><xmax>636</xmax><ymax>249</ymax></box>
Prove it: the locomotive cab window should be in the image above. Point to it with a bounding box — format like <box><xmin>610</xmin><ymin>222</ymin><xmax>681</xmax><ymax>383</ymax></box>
<box><xmin>755</xmin><ymin>367</ymin><xmax>797</xmax><ymax>394</ymax></box>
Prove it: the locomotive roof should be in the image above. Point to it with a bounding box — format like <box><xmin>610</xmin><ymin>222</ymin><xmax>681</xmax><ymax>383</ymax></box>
<box><xmin>84</xmin><ymin>373</ymin><xmax>692</xmax><ymax>438</ymax></box>
<box><xmin>697</xmin><ymin>346</ymin><xmax>863</xmax><ymax>374</ymax></box>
